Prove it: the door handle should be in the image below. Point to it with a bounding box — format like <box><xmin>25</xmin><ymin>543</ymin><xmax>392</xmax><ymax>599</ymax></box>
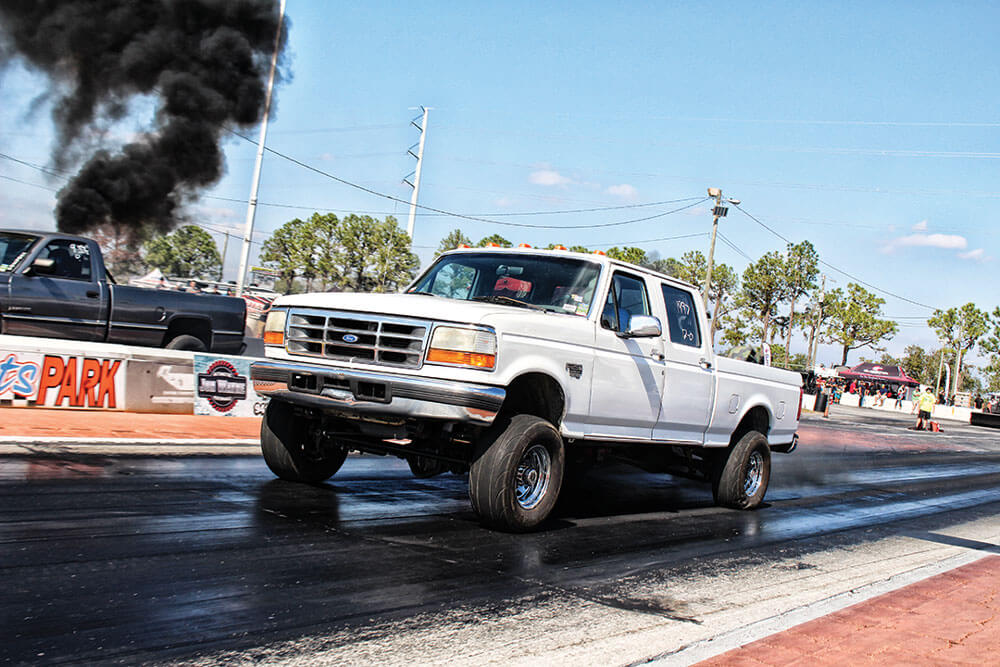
<box><xmin>699</xmin><ymin>357</ymin><xmax>713</xmax><ymax>369</ymax></box>
<box><xmin>86</xmin><ymin>289</ymin><xmax>99</xmax><ymax>298</ymax></box>
<box><xmin>651</xmin><ymin>351</ymin><xmax>665</xmax><ymax>361</ymax></box>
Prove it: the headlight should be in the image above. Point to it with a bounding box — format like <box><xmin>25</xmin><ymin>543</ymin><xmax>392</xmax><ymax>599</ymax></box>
<box><xmin>263</xmin><ymin>308</ymin><xmax>287</xmax><ymax>346</ymax></box>
<box><xmin>426</xmin><ymin>326</ymin><xmax>496</xmax><ymax>370</ymax></box>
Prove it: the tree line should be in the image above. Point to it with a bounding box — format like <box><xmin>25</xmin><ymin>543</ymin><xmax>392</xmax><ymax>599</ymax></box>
<box><xmin>91</xmin><ymin>214</ymin><xmax>1000</xmax><ymax>395</ymax></box>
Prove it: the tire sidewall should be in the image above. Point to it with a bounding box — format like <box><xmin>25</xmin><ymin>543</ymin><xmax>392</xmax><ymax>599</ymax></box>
<box><xmin>471</xmin><ymin>414</ymin><xmax>565</xmax><ymax>532</ymax></box>
<box><xmin>261</xmin><ymin>400</ymin><xmax>345</xmax><ymax>484</ymax></box>
<box><xmin>717</xmin><ymin>430</ymin><xmax>771</xmax><ymax>509</ymax></box>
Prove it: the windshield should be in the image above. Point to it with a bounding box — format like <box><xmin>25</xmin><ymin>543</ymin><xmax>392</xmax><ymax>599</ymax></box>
<box><xmin>409</xmin><ymin>252</ymin><xmax>602</xmax><ymax>316</ymax></box>
<box><xmin>0</xmin><ymin>232</ymin><xmax>38</xmax><ymax>273</ymax></box>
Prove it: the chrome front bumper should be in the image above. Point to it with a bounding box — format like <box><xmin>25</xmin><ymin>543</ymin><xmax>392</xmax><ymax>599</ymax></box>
<box><xmin>251</xmin><ymin>360</ymin><xmax>506</xmax><ymax>424</ymax></box>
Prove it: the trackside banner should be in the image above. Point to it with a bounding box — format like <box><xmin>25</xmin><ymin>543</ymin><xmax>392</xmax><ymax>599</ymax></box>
<box><xmin>193</xmin><ymin>354</ymin><xmax>268</xmax><ymax>417</ymax></box>
<box><xmin>0</xmin><ymin>351</ymin><xmax>126</xmax><ymax>409</ymax></box>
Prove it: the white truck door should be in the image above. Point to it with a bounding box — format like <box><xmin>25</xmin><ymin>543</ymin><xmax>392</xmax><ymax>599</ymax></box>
<box><xmin>652</xmin><ymin>281</ymin><xmax>715</xmax><ymax>444</ymax></box>
<box><xmin>586</xmin><ymin>271</ymin><xmax>666</xmax><ymax>439</ymax></box>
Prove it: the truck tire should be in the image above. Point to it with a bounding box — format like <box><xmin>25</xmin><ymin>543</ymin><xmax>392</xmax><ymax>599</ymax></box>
<box><xmin>713</xmin><ymin>430</ymin><xmax>771</xmax><ymax>510</ymax></box>
<box><xmin>469</xmin><ymin>414</ymin><xmax>565</xmax><ymax>532</ymax></box>
<box><xmin>261</xmin><ymin>400</ymin><xmax>346</xmax><ymax>483</ymax></box>
<box><xmin>165</xmin><ymin>334</ymin><xmax>207</xmax><ymax>351</ymax></box>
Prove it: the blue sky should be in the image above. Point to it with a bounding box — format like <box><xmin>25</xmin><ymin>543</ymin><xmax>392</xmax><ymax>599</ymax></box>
<box><xmin>2</xmin><ymin>1</ymin><xmax>999</xmax><ymax>366</ymax></box>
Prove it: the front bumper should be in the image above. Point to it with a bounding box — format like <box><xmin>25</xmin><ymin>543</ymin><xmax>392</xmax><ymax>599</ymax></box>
<box><xmin>251</xmin><ymin>360</ymin><xmax>506</xmax><ymax>424</ymax></box>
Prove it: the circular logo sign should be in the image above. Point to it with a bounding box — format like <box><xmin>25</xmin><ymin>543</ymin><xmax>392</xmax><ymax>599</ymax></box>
<box><xmin>197</xmin><ymin>359</ymin><xmax>248</xmax><ymax>413</ymax></box>
<box><xmin>342</xmin><ymin>334</ymin><xmax>359</xmax><ymax>343</ymax></box>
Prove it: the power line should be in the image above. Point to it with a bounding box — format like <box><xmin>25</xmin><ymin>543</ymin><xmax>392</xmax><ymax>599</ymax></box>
<box><xmin>0</xmin><ymin>173</ymin><xmax>58</xmax><ymax>192</ymax></box>
<box><xmin>0</xmin><ymin>152</ymin><xmax>68</xmax><ymax>179</ymax></box>
<box><xmin>225</xmin><ymin>125</ymin><xmax>710</xmax><ymax>229</ymax></box>
<box><xmin>732</xmin><ymin>204</ymin><xmax>937</xmax><ymax>311</ymax></box>
<box><xmin>590</xmin><ymin>232</ymin><xmax>708</xmax><ymax>249</ymax></box>
<box><xmin>717</xmin><ymin>231</ymin><xmax>753</xmax><ymax>261</ymax></box>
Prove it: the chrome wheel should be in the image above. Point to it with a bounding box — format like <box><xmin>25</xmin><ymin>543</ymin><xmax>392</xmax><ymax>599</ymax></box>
<box><xmin>515</xmin><ymin>443</ymin><xmax>551</xmax><ymax>510</ymax></box>
<box><xmin>744</xmin><ymin>450</ymin><xmax>764</xmax><ymax>497</ymax></box>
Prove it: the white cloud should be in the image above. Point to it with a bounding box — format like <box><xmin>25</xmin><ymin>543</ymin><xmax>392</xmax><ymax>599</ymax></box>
<box><xmin>912</xmin><ymin>219</ymin><xmax>928</xmax><ymax>231</ymax></box>
<box><xmin>884</xmin><ymin>232</ymin><xmax>967</xmax><ymax>252</ymax></box>
<box><xmin>958</xmin><ymin>248</ymin><xmax>987</xmax><ymax>261</ymax></box>
<box><xmin>529</xmin><ymin>169</ymin><xmax>572</xmax><ymax>186</ymax></box>
<box><xmin>606</xmin><ymin>184</ymin><xmax>638</xmax><ymax>200</ymax></box>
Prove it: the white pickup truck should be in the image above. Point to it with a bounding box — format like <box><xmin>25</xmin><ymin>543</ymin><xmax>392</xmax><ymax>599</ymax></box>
<box><xmin>251</xmin><ymin>247</ymin><xmax>801</xmax><ymax>531</ymax></box>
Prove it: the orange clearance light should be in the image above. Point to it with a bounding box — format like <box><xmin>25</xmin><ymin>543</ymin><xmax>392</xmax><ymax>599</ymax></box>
<box><xmin>552</xmin><ymin>244</ymin><xmax>567</xmax><ymax>250</ymax></box>
<box><xmin>518</xmin><ymin>243</ymin><xmax>532</xmax><ymax>248</ymax></box>
<box><xmin>457</xmin><ymin>243</ymin><xmax>471</xmax><ymax>248</ymax></box>
<box><xmin>486</xmin><ymin>242</ymin><xmax>501</xmax><ymax>247</ymax></box>
<box><xmin>592</xmin><ymin>250</ymin><xmax>606</xmax><ymax>255</ymax></box>
<box><xmin>426</xmin><ymin>348</ymin><xmax>496</xmax><ymax>369</ymax></box>
<box><xmin>263</xmin><ymin>330</ymin><xmax>284</xmax><ymax>346</ymax></box>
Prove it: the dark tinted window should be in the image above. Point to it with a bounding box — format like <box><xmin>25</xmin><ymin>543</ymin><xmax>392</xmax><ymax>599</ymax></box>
<box><xmin>601</xmin><ymin>273</ymin><xmax>650</xmax><ymax>332</ymax></box>
<box><xmin>38</xmin><ymin>240</ymin><xmax>93</xmax><ymax>280</ymax></box>
<box><xmin>0</xmin><ymin>233</ymin><xmax>37</xmax><ymax>272</ymax></box>
<box><xmin>661</xmin><ymin>283</ymin><xmax>701</xmax><ymax>347</ymax></box>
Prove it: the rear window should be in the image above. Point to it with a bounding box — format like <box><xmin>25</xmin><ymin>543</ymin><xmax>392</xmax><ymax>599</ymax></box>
<box><xmin>0</xmin><ymin>232</ymin><xmax>38</xmax><ymax>272</ymax></box>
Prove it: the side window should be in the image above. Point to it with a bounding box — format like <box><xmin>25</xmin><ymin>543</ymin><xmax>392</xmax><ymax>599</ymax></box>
<box><xmin>37</xmin><ymin>240</ymin><xmax>93</xmax><ymax>281</ymax></box>
<box><xmin>600</xmin><ymin>273</ymin><xmax>650</xmax><ymax>332</ymax></box>
<box><xmin>661</xmin><ymin>283</ymin><xmax>701</xmax><ymax>347</ymax></box>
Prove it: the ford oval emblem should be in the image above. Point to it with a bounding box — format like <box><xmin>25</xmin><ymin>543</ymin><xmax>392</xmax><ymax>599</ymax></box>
<box><xmin>342</xmin><ymin>334</ymin><xmax>359</xmax><ymax>343</ymax></box>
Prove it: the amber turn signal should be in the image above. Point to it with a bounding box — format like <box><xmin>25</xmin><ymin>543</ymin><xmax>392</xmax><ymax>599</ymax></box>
<box><xmin>426</xmin><ymin>348</ymin><xmax>496</xmax><ymax>369</ymax></box>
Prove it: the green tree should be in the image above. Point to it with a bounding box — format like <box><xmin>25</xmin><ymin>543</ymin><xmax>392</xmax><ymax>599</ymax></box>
<box><xmin>259</xmin><ymin>216</ymin><xmax>316</xmax><ymax>293</ymax></box>
<box><xmin>804</xmin><ymin>286</ymin><xmax>842</xmax><ymax>368</ymax></box>
<box><xmin>334</xmin><ymin>215</ymin><xmax>419</xmax><ymax>292</ymax></box>
<box><xmin>781</xmin><ymin>241</ymin><xmax>819</xmax><ymax>365</ymax></box>
<box><xmin>735</xmin><ymin>250</ymin><xmax>786</xmax><ymax>344</ymax></box>
<box><xmin>568</xmin><ymin>245</ymin><xmax>590</xmax><ymax>253</ymax></box>
<box><xmin>436</xmin><ymin>229</ymin><xmax>472</xmax><ymax>256</ymax></box>
<box><xmin>476</xmin><ymin>234</ymin><xmax>512</xmax><ymax>248</ymax></box>
<box><xmin>606</xmin><ymin>246</ymin><xmax>648</xmax><ymax>266</ymax></box>
<box><xmin>144</xmin><ymin>225</ymin><xmax>221</xmax><ymax>279</ymax></box>
<box><xmin>823</xmin><ymin>283</ymin><xmax>898</xmax><ymax>366</ymax></box>
<box><xmin>901</xmin><ymin>344</ymin><xmax>929</xmax><ymax>383</ymax></box>
<box><xmin>929</xmin><ymin>303</ymin><xmax>990</xmax><ymax>395</ymax></box>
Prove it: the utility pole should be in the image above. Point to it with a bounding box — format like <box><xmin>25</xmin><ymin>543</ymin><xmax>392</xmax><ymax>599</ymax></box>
<box><xmin>404</xmin><ymin>106</ymin><xmax>430</xmax><ymax>238</ymax></box>
<box><xmin>702</xmin><ymin>188</ymin><xmax>739</xmax><ymax>333</ymax></box>
<box><xmin>808</xmin><ymin>274</ymin><xmax>827</xmax><ymax>368</ymax></box>
<box><xmin>220</xmin><ymin>231</ymin><xmax>230</xmax><ymax>281</ymax></box>
<box><xmin>236</xmin><ymin>0</ymin><xmax>285</xmax><ymax>297</ymax></box>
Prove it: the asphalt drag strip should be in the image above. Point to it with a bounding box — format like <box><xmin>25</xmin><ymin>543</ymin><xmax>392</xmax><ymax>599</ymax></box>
<box><xmin>2</xmin><ymin>407</ymin><xmax>1000</xmax><ymax>665</ymax></box>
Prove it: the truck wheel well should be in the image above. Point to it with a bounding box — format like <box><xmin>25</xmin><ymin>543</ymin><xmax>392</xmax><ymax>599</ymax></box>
<box><xmin>730</xmin><ymin>405</ymin><xmax>770</xmax><ymax>447</ymax></box>
<box><xmin>500</xmin><ymin>373</ymin><xmax>565</xmax><ymax>427</ymax></box>
<box><xmin>163</xmin><ymin>318</ymin><xmax>211</xmax><ymax>349</ymax></box>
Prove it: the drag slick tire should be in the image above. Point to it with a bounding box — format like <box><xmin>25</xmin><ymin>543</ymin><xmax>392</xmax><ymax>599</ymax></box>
<box><xmin>469</xmin><ymin>414</ymin><xmax>565</xmax><ymax>532</ymax></box>
<box><xmin>261</xmin><ymin>400</ymin><xmax>346</xmax><ymax>484</ymax></box>
<box><xmin>713</xmin><ymin>430</ymin><xmax>771</xmax><ymax>510</ymax></box>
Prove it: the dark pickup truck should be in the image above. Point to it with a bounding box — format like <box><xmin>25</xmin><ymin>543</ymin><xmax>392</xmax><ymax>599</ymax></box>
<box><xmin>0</xmin><ymin>229</ymin><xmax>245</xmax><ymax>353</ymax></box>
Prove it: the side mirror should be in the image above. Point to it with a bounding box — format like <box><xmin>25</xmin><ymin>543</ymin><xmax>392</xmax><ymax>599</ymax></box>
<box><xmin>620</xmin><ymin>314</ymin><xmax>662</xmax><ymax>338</ymax></box>
<box><xmin>24</xmin><ymin>257</ymin><xmax>55</xmax><ymax>276</ymax></box>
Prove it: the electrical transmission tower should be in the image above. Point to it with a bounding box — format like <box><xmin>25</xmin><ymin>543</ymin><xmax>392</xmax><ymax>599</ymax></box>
<box><xmin>403</xmin><ymin>106</ymin><xmax>430</xmax><ymax>238</ymax></box>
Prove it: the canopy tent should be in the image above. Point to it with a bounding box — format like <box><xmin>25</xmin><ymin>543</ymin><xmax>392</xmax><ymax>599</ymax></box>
<box><xmin>837</xmin><ymin>363</ymin><xmax>920</xmax><ymax>387</ymax></box>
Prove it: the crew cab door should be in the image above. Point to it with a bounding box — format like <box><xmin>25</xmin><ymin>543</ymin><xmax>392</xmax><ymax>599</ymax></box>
<box><xmin>7</xmin><ymin>238</ymin><xmax>108</xmax><ymax>341</ymax></box>
<box><xmin>586</xmin><ymin>271</ymin><xmax>666</xmax><ymax>439</ymax></box>
<box><xmin>651</xmin><ymin>282</ymin><xmax>715</xmax><ymax>444</ymax></box>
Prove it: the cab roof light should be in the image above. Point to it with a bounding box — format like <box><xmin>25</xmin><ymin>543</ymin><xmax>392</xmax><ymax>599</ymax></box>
<box><xmin>552</xmin><ymin>244</ymin><xmax>567</xmax><ymax>250</ymax></box>
<box><xmin>457</xmin><ymin>243</ymin><xmax>471</xmax><ymax>248</ymax></box>
<box><xmin>486</xmin><ymin>242</ymin><xmax>501</xmax><ymax>247</ymax></box>
<box><xmin>518</xmin><ymin>243</ymin><xmax>532</xmax><ymax>248</ymax></box>
<box><xmin>592</xmin><ymin>250</ymin><xmax>606</xmax><ymax>255</ymax></box>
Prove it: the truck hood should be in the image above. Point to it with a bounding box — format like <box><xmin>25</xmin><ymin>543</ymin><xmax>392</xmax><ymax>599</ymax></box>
<box><xmin>273</xmin><ymin>291</ymin><xmax>590</xmax><ymax>331</ymax></box>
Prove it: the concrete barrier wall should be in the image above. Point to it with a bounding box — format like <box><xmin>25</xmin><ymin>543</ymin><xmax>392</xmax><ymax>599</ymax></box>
<box><xmin>803</xmin><ymin>389</ymin><xmax>974</xmax><ymax>423</ymax></box>
<box><xmin>0</xmin><ymin>334</ymin><xmax>264</xmax><ymax>415</ymax></box>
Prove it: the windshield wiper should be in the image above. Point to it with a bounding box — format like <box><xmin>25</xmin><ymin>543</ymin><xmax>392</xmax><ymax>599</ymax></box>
<box><xmin>470</xmin><ymin>295</ymin><xmax>546</xmax><ymax>311</ymax></box>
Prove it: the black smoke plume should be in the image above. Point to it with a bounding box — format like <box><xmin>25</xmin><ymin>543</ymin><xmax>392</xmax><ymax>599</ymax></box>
<box><xmin>0</xmin><ymin>0</ymin><xmax>288</xmax><ymax>236</ymax></box>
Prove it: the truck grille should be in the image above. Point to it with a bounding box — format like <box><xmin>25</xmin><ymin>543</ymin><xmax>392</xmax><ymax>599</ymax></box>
<box><xmin>285</xmin><ymin>309</ymin><xmax>430</xmax><ymax>368</ymax></box>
